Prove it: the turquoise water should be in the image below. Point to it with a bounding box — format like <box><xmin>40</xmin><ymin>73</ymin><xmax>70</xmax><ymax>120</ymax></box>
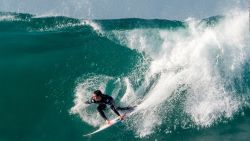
<box><xmin>0</xmin><ymin>11</ymin><xmax>249</xmax><ymax>141</ymax></box>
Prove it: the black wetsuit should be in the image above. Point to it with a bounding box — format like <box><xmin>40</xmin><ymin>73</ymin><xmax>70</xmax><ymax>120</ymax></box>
<box><xmin>85</xmin><ymin>94</ymin><xmax>121</xmax><ymax>120</ymax></box>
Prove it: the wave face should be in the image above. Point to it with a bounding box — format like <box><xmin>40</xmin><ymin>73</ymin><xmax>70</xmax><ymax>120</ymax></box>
<box><xmin>0</xmin><ymin>10</ymin><xmax>249</xmax><ymax>141</ymax></box>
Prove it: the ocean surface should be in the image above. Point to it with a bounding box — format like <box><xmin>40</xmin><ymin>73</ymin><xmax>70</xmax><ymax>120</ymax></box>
<box><xmin>0</xmin><ymin>11</ymin><xmax>249</xmax><ymax>141</ymax></box>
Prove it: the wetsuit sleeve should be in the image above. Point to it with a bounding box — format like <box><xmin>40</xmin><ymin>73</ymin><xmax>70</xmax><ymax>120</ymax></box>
<box><xmin>97</xmin><ymin>105</ymin><xmax>108</xmax><ymax>120</ymax></box>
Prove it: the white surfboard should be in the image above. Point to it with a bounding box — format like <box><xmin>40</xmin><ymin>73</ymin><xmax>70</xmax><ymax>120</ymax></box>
<box><xmin>83</xmin><ymin>113</ymin><xmax>127</xmax><ymax>136</ymax></box>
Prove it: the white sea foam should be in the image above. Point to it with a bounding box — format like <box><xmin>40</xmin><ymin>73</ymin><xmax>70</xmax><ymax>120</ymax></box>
<box><xmin>70</xmin><ymin>75</ymin><xmax>113</xmax><ymax>127</ymax></box>
<box><xmin>110</xmin><ymin>10</ymin><xmax>248</xmax><ymax>137</ymax></box>
<box><xmin>0</xmin><ymin>15</ymin><xmax>15</xmax><ymax>21</ymax></box>
<box><xmin>81</xmin><ymin>20</ymin><xmax>102</xmax><ymax>33</ymax></box>
<box><xmin>71</xmin><ymin>10</ymin><xmax>249</xmax><ymax>137</ymax></box>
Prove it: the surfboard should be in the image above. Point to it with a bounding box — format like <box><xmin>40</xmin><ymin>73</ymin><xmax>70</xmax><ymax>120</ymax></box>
<box><xmin>83</xmin><ymin>113</ymin><xmax>127</xmax><ymax>136</ymax></box>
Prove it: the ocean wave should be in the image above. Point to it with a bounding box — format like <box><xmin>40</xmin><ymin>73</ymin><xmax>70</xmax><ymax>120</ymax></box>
<box><xmin>1</xmin><ymin>10</ymin><xmax>249</xmax><ymax>138</ymax></box>
<box><xmin>70</xmin><ymin>10</ymin><xmax>250</xmax><ymax>138</ymax></box>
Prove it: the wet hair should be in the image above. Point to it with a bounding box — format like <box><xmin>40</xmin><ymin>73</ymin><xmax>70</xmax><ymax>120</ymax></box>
<box><xmin>93</xmin><ymin>90</ymin><xmax>103</xmax><ymax>96</ymax></box>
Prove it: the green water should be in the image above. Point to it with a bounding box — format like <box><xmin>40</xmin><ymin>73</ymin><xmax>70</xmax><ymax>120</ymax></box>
<box><xmin>0</xmin><ymin>12</ymin><xmax>249</xmax><ymax>141</ymax></box>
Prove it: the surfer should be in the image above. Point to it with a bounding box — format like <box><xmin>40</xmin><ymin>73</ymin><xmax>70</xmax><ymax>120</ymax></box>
<box><xmin>85</xmin><ymin>90</ymin><xmax>132</xmax><ymax>124</ymax></box>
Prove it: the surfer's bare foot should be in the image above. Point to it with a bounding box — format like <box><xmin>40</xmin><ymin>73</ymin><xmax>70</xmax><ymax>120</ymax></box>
<box><xmin>106</xmin><ymin>120</ymin><xmax>111</xmax><ymax>124</ymax></box>
<box><xmin>119</xmin><ymin>115</ymin><xmax>124</xmax><ymax>120</ymax></box>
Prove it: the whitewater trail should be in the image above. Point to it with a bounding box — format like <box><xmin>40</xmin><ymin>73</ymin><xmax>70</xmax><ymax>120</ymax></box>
<box><xmin>70</xmin><ymin>10</ymin><xmax>249</xmax><ymax>138</ymax></box>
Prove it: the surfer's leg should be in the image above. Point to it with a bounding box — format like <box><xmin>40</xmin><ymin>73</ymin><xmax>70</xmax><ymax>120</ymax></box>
<box><xmin>110</xmin><ymin>105</ymin><xmax>121</xmax><ymax>116</ymax></box>
<box><xmin>97</xmin><ymin>104</ymin><xmax>108</xmax><ymax>120</ymax></box>
<box><xmin>117</xmin><ymin>106</ymin><xmax>136</xmax><ymax>111</ymax></box>
<box><xmin>116</xmin><ymin>107</ymin><xmax>130</xmax><ymax>110</ymax></box>
<box><xmin>108</xmin><ymin>99</ymin><xmax>121</xmax><ymax>116</ymax></box>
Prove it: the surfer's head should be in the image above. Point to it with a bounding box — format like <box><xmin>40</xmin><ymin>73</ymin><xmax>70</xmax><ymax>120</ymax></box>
<box><xmin>93</xmin><ymin>90</ymin><xmax>102</xmax><ymax>96</ymax></box>
<box><xmin>92</xmin><ymin>90</ymin><xmax>102</xmax><ymax>101</ymax></box>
